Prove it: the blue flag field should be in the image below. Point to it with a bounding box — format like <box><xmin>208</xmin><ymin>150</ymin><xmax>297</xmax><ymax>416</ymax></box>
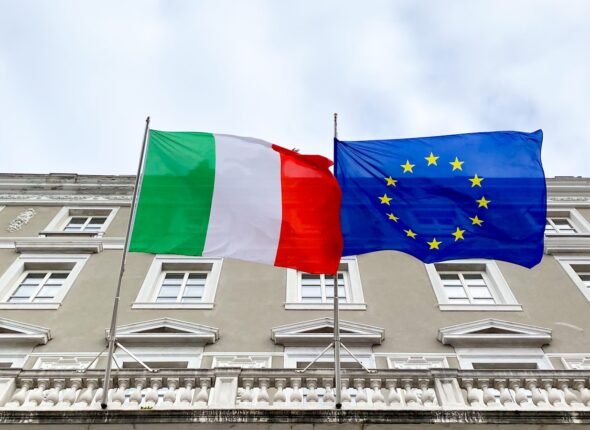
<box><xmin>334</xmin><ymin>130</ymin><xmax>546</xmax><ymax>268</ymax></box>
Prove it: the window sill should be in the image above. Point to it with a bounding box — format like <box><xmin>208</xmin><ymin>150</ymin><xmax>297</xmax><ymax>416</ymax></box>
<box><xmin>0</xmin><ymin>303</ymin><xmax>60</xmax><ymax>310</ymax></box>
<box><xmin>39</xmin><ymin>231</ymin><xmax>102</xmax><ymax>237</ymax></box>
<box><xmin>132</xmin><ymin>302</ymin><xmax>215</xmax><ymax>310</ymax></box>
<box><xmin>284</xmin><ymin>303</ymin><xmax>367</xmax><ymax>311</ymax></box>
<box><xmin>438</xmin><ymin>304</ymin><xmax>522</xmax><ymax>312</ymax></box>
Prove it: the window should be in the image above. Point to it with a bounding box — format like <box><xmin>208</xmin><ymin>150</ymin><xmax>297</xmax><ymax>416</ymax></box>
<box><xmin>42</xmin><ymin>207</ymin><xmax>118</xmax><ymax>237</ymax></box>
<box><xmin>133</xmin><ymin>256</ymin><xmax>222</xmax><ymax>309</ymax></box>
<box><xmin>555</xmin><ymin>256</ymin><xmax>590</xmax><ymax>303</ymax></box>
<box><xmin>0</xmin><ymin>255</ymin><xmax>88</xmax><ymax>309</ymax></box>
<box><xmin>426</xmin><ymin>260</ymin><xmax>521</xmax><ymax>311</ymax></box>
<box><xmin>285</xmin><ymin>258</ymin><xmax>366</xmax><ymax>310</ymax></box>
<box><xmin>545</xmin><ymin>209</ymin><xmax>590</xmax><ymax>236</ymax></box>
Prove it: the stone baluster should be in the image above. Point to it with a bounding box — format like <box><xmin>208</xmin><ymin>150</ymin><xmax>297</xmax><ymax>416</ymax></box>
<box><xmin>127</xmin><ymin>378</ymin><xmax>145</xmax><ymax>409</ymax></box>
<box><xmin>110</xmin><ymin>378</ymin><xmax>128</xmax><ymax>407</ymax></box>
<box><xmin>162</xmin><ymin>378</ymin><xmax>178</xmax><ymax>407</ymax></box>
<box><xmin>370</xmin><ymin>379</ymin><xmax>385</xmax><ymax>405</ymax></box>
<box><xmin>239</xmin><ymin>378</ymin><xmax>253</xmax><ymax>405</ymax></box>
<box><xmin>59</xmin><ymin>378</ymin><xmax>81</xmax><ymax>407</ymax></box>
<box><xmin>525</xmin><ymin>379</ymin><xmax>546</xmax><ymax>407</ymax></box>
<box><xmin>385</xmin><ymin>379</ymin><xmax>402</xmax><ymax>407</ymax></box>
<box><xmin>194</xmin><ymin>378</ymin><xmax>210</xmax><ymax>406</ymax></box>
<box><xmin>419</xmin><ymin>379</ymin><xmax>435</xmax><ymax>407</ymax></box>
<box><xmin>256</xmin><ymin>378</ymin><xmax>270</xmax><ymax>405</ymax></box>
<box><xmin>559</xmin><ymin>379</ymin><xmax>580</xmax><ymax>407</ymax></box>
<box><xmin>305</xmin><ymin>378</ymin><xmax>318</xmax><ymax>404</ymax></box>
<box><xmin>543</xmin><ymin>379</ymin><xmax>561</xmax><ymax>407</ymax></box>
<box><xmin>574</xmin><ymin>379</ymin><xmax>590</xmax><ymax>407</ymax></box>
<box><xmin>495</xmin><ymin>379</ymin><xmax>515</xmax><ymax>408</ymax></box>
<box><xmin>143</xmin><ymin>378</ymin><xmax>161</xmax><ymax>408</ymax></box>
<box><xmin>402</xmin><ymin>379</ymin><xmax>420</xmax><ymax>406</ymax></box>
<box><xmin>178</xmin><ymin>378</ymin><xmax>194</xmax><ymax>406</ymax></box>
<box><xmin>462</xmin><ymin>379</ymin><xmax>480</xmax><ymax>407</ymax></box>
<box><xmin>478</xmin><ymin>379</ymin><xmax>498</xmax><ymax>407</ymax></box>
<box><xmin>510</xmin><ymin>379</ymin><xmax>529</xmax><ymax>407</ymax></box>
<box><xmin>27</xmin><ymin>379</ymin><xmax>48</xmax><ymax>407</ymax></box>
<box><xmin>340</xmin><ymin>379</ymin><xmax>351</xmax><ymax>405</ymax></box>
<box><xmin>290</xmin><ymin>377</ymin><xmax>303</xmax><ymax>404</ymax></box>
<box><xmin>6</xmin><ymin>379</ymin><xmax>32</xmax><ymax>407</ymax></box>
<box><xmin>354</xmin><ymin>378</ymin><xmax>367</xmax><ymax>405</ymax></box>
<box><xmin>75</xmin><ymin>379</ymin><xmax>98</xmax><ymax>408</ymax></box>
<box><xmin>322</xmin><ymin>378</ymin><xmax>335</xmax><ymax>405</ymax></box>
<box><xmin>272</xmin><ymin>378</ymin><xmax>286</xmax><ymax>404</ymax></box>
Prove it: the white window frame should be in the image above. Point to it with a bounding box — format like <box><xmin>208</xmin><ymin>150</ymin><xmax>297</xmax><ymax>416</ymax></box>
<box><xmin>133</xmin><ymin>256</ymin><xmax>222</xmax><ymax>309</ymax></box>
<box><xmin>31</xmin><ymin>354</ymin><xmax>100</xmax><ymax>370</ymax></box>
<box><xmin>425</xmin><ymin>259</ymin><xmax>521</xmax><ymax>311</ymax></box>
<box><xmin>285</xmin><ymin>257</ymin><xmax>366</xmax><ymax>310</ymax></box>
<box><xmin>557</xmin><ymin>354</ymin><xmax>590</xmax><ymax>370</ymax></box>
<box><xmin>545</xmin><ymin>208</ymin><xmax>590</xmax><ymax>236</ymax></box>
<box><xmin>455</xmin><ymin>347</ymin><xmax>553</xmax><ymax>370</ymax></box>
<box><xmin>554</xmin><ymin>255</ymin><xmax>590</xmax><ymax>303</ymax></box>
<box><xmin>283</xmin><ymin>346</ymin><xmax>375</xmax><ymax>369</ymax></box>
<box><xmin>41</xmin><ymin>206</ymin><xmax>118</xmax><ymax>237</ymax></box>
<box><xmin>383</xmin><ymin>354</ymin><xmax>451</xmax><ymax>369</ymax></box>
<box><xmin>113</xmin><ymin>346</ymin><xmax>203</xmax><ymax>369</ymax></box>
<box><xmin>0</xmin><ymin>254</ymin><xmax>89</xmax><ymax>309</ymax></box>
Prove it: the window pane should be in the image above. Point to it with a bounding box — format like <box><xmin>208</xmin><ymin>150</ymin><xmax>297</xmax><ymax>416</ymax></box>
<box><xmin>36</xmin><ymin>286</ymin><xmax>60</xmax><ymax>298</ymax></box>
<box><xmin>11</xmin><ymin>285</ymin><xmax>36</xmax><ymax>298</ymax></box>
<box><xmin>301</xmin><ymin>274</ymin><xmax>321</xmax><ymax>287</ymax></box>
<box><xmin>187</xmin><ymin>273</ymin><xmax>207</xmax><ymax>285</ymax></box>
<box><xmin>443</xmin><ymin>286</ymin><xmax>467</xmax><ymax>299</ymax></box>
<box><xmin>183</xmin><ymin>285</ymin><xmax>204</xmax><ymax>300</ymax></box>
<box><xmin>468</xmin><ymin>286</ymin><xmax>493</xmax><ymax>299</ymax></box>
<box><xmin>448</xmin><ymin>298</ymin><xmax>470</xmax><ymax>304</ymax></box>
<box><xmin>301</xmin><ymin>286</ymin><xmax>321</xmax><ymax>298</ymax></box>
<box><xmin>65</xmin><ymin>217</ymin><xmax>87</xmax><ymax>231</ymax></box>
<box><xmin>162</xmin><ymin>273</ymin><xmax>184</xmax><ymax>286</ymax></box>
<box><xmin>158</xmin><ymin>285</ymin><xmax>180</xmax><ymax>298</ymax></box>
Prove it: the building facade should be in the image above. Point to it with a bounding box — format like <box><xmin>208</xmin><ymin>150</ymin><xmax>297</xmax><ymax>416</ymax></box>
<box><xmin>0</xmin><ymin>173</ymin><xmax>589</xmax><ymax>427</ymax></box>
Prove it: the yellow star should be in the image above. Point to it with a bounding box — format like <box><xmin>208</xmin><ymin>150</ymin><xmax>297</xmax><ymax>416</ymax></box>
<box><xmin>425</xmin><ymin>152</ymin><xmax>439</xmax><ymax>166</ymax></box>
<box><xmin>476</xmin><ymin>196</ymin><xmax>491</xmax><ymax>208</ymax></box>
<box><xmin>404</xmin><ymin>229</ymin><xmax>417</xmax><ymax>239</ymax></box>
<box><xmin>470</xmin><ymin>215</ymin><xmax>484</xmax><ymax>226</ymax></box>
<box><xmin>387</xmin><ymin>213</ymin><xmax>399</xmax><ymax>222</ymax></box>
<box><xmin>379</xmin><ymin>194</ymin><xmax>392</xmax><ymax>205</ymax></box>
<box><xmin>469</xmin><ymin>174</ymin><xmax>484</xmax><ymax>187</ymax></box>
<box><xmin>427</xmin><ymin>237</ymin><xmax>442</xmax><ymax>250</ymax></box>
<box><xmin>449</xmin><ymin>157</ymin><xmax>464</xmax><ymax>171</ymax></box>
<box><xmin>385</xmin><ymin>176</ymin><xmax>398</xmax><ymax>187</ymax></box>
<box><xmin>452</xmin><ymin>227</ymin><xmax>465</xmax><ymax>241</ymax></box>
<box><xmin>401</xmin><ymin>160</ymin><xmax>415</xmax><ymax>173</ymax></box>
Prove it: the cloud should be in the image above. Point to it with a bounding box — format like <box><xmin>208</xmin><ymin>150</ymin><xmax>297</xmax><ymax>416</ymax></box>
<box><xmin>0</xmin><ymin>0</ymin><xmax>588</xmax><ymax>177</ymax></box>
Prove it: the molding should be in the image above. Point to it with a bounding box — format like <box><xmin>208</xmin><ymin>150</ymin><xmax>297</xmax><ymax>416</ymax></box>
<box><xmin>553</xmin><ymin>255</ymin><xmax>590</xmax><ymax>303</ymax></box>
<box><xmin>284</xmin><ymin>303</ymin><xmax>367</xmax><ymax>310</ymax></box>
<box><xmin>212</xmin><ymin>355</ymin><xmax>272</xmax><ymax>369</ymax></box>
<box><xmin>0</xmin><ymin>317</ymin><xmax>51</xmax><ymax>345</ymax></box>
<box><xmin>545</xmin><ymin>235</ymin><xmax>590</xmax><ymax>253</ymax></box>
<box><xmin>438</xmin><ymin>318</ymin><xmax>552</xmax><ymax>348</ymax></box>
<box><xmin>5</xmin><ymin>208</ymin><xmax>36</xmax><ymax>232</ymax></box>
<box><xmin>107</xmin><ymin>317</ymin><xmax>219</xmax><ymax>345</ymax></box>
<box><xmin>438</xmin><ymin>304</ymin><xmax>522</xmax><ymax>311</ymax></box>
<box><xmin>271</xmin><ymin>317</ymin><xmax>385</xmax><ymax>346</ymax></box>
<box><xmin>14</xmin><ymin>239</ymin><xmax>103</xmax><ymax>254</ymax></box>
<box><xmin>0</xmin><ymin>237</ymin><xmax>125</xmax><ymax>250</ymax></box>
<box><xmin>386</xmin><ymin>355</ymin><xmax>450</xmax><ymax>369</ymax></box>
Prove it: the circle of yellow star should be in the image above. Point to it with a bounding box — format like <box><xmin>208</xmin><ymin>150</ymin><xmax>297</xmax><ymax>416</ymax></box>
<box><xmin>425</xmin><ymin>152</ymin><xmax>439</xmax><ymax>166</ymax></box>
<box><xmin>379</xmin><ymin>194</ymin><xmax>392</xmax><ymax>205</ymax></box>
<box><xmin>452</xmin><ymin>227</ymin><xmax>465</xmax><ymax>241</ymax></box>
<box><xmin>469</xmin><ymin>215</ymin><xmax>484</xmax><ymax>226</ymax></box>
<box><xmin>387</xmin><ymin>213</ymin><xmax>399</xmax><ymax>222</ymax></box>
<box><xmin>469</xmin><ymin>174</ymin><xmax>484</xmax><ymax>187</ymax></box>
<box><xmin>427</xmin><ymin>237</ymin><xmax>442</xmax><ymax>250</ymax></box>
<box><xmin>476</xmin><ymin>196</ymin><xmax>491</xmax><ymax>208</ymax></box>
<box><xmin>404</xmin><ymin>229</ymin><xmax>417</xmax><ymax>239</ymax></box>
<box><xmin>401</xmin><ymin>160</ymin><xmax>415</xmax><ymax>173</ymax></box>
<box><xmin>385</xmin><ymin>176</ymin><xmax>398</xmax><ymax>187</ymax></box>
<box><xmin>449</xmin><ymin>157</ymin><xmax>464</xmax><ymax>171</ymax></box>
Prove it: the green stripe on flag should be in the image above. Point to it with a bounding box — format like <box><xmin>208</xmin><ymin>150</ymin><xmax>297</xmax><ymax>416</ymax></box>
<box><xmin>130</xmin><ymin>130</ymin><xmax>216</xmax><ymax>255</ymax></box>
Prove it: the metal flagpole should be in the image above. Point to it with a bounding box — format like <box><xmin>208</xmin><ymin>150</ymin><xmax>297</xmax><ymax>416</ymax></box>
<box><xmin>333</xmin><ymin>113</ymin><xmax>342</xmax><ymax>409</ymax></box>
<box><xmin>101</xmin><ymin>116</ymin><xmax>151</xmax><ymax>409</ymax></box>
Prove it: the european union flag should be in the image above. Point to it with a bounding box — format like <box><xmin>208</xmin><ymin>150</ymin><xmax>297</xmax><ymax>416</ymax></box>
<box><xmin>334</xmin><ymin>130</ymin><xmax>546</xmax><ymax>268</ymax></box>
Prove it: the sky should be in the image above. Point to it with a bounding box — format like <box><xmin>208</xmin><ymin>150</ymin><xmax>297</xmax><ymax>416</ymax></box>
<box><xmin>1</xmin><ymin>0</ymin><xmax>589</xmax><ymax>178</ymax></box>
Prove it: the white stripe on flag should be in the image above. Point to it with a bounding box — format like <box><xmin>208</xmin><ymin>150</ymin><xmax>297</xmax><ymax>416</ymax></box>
<box><xmin>202</xmin><ymin>134</ymin><xmax>283</xmax><ymax>264</ymax></box>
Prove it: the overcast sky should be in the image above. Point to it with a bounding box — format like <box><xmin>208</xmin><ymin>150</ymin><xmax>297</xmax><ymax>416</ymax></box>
<box><xmin>1</xmin><ymin>0</ymin><xmax>589</xmax><ymax>177</ymax></box>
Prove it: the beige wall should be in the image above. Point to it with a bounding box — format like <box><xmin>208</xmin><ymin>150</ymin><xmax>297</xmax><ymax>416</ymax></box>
<box><xmin>1</xmin><ymin>193</ymin><xmax>590</xmax><ymax>365</ymax></box>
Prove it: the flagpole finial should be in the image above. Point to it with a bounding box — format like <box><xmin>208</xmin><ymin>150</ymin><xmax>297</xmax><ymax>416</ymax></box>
<box><xmin>333</xmin><ymin>113</ymin><xmax>338</xmax><ymax>139</ymax></box>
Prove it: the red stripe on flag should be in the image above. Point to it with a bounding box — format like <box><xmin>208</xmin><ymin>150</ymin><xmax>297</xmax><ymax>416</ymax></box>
<box><xmin>272</xmin><ymin>145</ymin><xmax>343</xmax><ymax>274</ymax></box>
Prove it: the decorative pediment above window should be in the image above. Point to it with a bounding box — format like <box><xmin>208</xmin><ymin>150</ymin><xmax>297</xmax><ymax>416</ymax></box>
<box><xmin>271</xmin><ymin>318</ymin><xmax>384</xmax><ymax>346</ymax></box>
<box><xmin>106</xmin><ymin>318</ymin><xmax>219</xmax><ymax>345</ymax></box>
<box><xmin>0</xmin><ymin>317</ymin><xmax>51</xmax><ymax>345</ymax></box>
<box><xmin>437</xmin><ymin>319</ymin><xmax>551</xmax><ymax>348</ymax></box>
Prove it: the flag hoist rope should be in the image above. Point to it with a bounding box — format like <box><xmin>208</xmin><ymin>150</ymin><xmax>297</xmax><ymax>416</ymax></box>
<box><xmin>101</xmin><ymin>116</ymin><xmax>151</xmax><ymax>409</ymax></box>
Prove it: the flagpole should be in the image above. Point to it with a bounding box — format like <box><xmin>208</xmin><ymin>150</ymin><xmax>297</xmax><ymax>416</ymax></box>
<box><xmin>333</xmin><ymin>113</ymin><xmax>342</xmax><ymax>409</ymax></box>
<box><xmin>101</xmin><ymin>116</ymin><xmax>151</xmax><ymax>409</ymax></box>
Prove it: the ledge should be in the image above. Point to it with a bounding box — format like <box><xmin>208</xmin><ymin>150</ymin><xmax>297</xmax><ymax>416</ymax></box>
<box><xmin>14</xmin><ymin>240</ymin><xmax>103</xmax><ymax>254</ymax></box>
<box><xmin>284</xmin><ymin>303</ymin><xmax>367</xmax><ymax>311</ymax></box>
<box><xmin>438</xmin><ymin>304</ymin><xmax>522</xmax><ymax>312</ymax></box>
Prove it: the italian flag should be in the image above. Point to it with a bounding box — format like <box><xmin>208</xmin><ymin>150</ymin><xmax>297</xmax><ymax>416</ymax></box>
<box><xmin>129</xmin><ymin>130</ymin><xmax>343</xmax><ymax>274</ymax></box>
